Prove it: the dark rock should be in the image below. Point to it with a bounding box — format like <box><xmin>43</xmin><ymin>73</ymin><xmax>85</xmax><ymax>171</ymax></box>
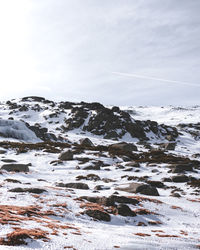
<box><xmin>159</xmin><ymin>143</ymin><xmax>176</xmax><ymax>151</ymax></box>
<box><xmin>102</xmin><ymin>178</ymin><xmax>115</xmax><ymax>183</ymax></box>
<box><xmin>112</xmin><ymin>106</ymin><xmax>120</xmax><ymax>113</ymax></box>
<box><xmin>171</xmin><ymin>175</ymin><xmax>189</xmax><ymax>183</ymax></box>
<box><xmin>169</xmin><ymin>164</ymin><xmax>194</xmax><ymax>173</ymax></box>
<box><xmin>109</xmin><ymin>142</ymin><xmax>138</xmax><ymax>152</ymax></box>
<box><xmin>85</xmin><ymin>209</ymin><xmax>111</xmax><ymax>221</ymax></box>
<box><xmin>115</xmin><ymin>183</ymin><xmax>159</xmax><ymax>196</ymax></box>
<box><xmin>58</xmin><ymin>150</ymin><xmax>74</xmax><ymax>161</ymax></box>
<box><xmin>83</xmin><ymin>165</ymin><xmax>100</xmax><ymax>170</ymax></box>
<box><xmin>4</xmin><ymin>179</ymin><xmax>22</xmax><ymax>183</ymax></box>
<box><xmin>123</xmin><ymin>168</ymin><xmax>133</xmax><ymax>172</ymax></box>
<box><xmin>1</xmin><ymin>164</ymin><xmax>30</xmax><ymax>172</ymax></box>
<box><xmin>1</xmin><ymin>159</ymin><xmax>17</xmax><ymax>163</ymax></box>
<box><xmin>117</xmin><ymin>204</ymin><xmax>136</xmax><ymax>217</ymax></box>
<box><xmin>26</xmin><ymin>122</ymin><xmax>57</xmax><ymax>141</ymax></box>
<box><xmin>83</xmin><ymin>161</ymin><xmax>105</xmax><ymax>170</ymax></box>
<box><xmin>162</xmin><ymin>177</ymin><xmax>172</xmax><ymax>182</ymax></box>
<box><xmin>171</xmin><ymin>192</ymin><xmax>181</xmax><ymax>197</ymax></box>
<box><xmin>0</xmin><ymin>149</ymin><xmax>6</xmax><ymax>154</ymax></box>
<box><xmin>79</xmin><ymin>138</ymin><xmax>94</xmax><ymax>147</ymax></box>
<box><xmin>125</xmin><ymin>162</ymin><xmax>140</xmax><ymax>168</ymax></box>
<box><xmin>76</xmin><ymin>174</ymin><xmax>101</xmax><ymax>182</ymax></box>
<box><xmin>146</xmin><ymin>180</ymin><xmax>165</xmax><ymax>188</ymax></box>
<box><xmin>9</xmin><ymin>188</ymin><xmax>46</xmax><ymax>194</ymax></box>
<box><xmin>94</xmin><ymin>185</ymin><xmax>110</xmax><ymax>190</ymax></box>
<box><xmin>81</xmin><ymin>196</ymin><xmax>114</xmax><ymax>206</ymax></box>
<box><xmin>110</xmin><ymin>195</ymin><xmax>139</xmax><ymax>205</ymax></box>
<box><xmin>57</xmin><ymin>182</ymin><xmax>89</xmax><ymax>190</ymax></box>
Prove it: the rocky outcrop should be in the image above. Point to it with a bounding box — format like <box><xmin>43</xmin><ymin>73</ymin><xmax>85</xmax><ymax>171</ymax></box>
<box><xmin>61</xmin><ymin>102</ymin><xmax>178</xmax><ymax>141</ymax></box>
<box><xmin>1</xmin><ymin>164</ymin><xmax>30</xmax><ymax>172</ymax></box>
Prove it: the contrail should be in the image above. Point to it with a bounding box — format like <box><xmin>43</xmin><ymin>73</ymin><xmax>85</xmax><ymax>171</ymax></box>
<box><xmin>112</xmin><ymin>72</ymin><xmax>200</xmax><ymax>87</ymax></box>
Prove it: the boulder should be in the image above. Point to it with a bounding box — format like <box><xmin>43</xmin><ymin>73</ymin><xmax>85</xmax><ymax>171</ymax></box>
<box><xmin>4</xmin><ymin>179</ymin><xmax>21</xmax><ymax>183</ymax></box>
<box><xmin>108</xmin><ymin>142</ymin><xmax>137</xmax><ymax>152</ymax></box>
<box><xmin>169</xmin><ymin>164</ymin><xmax>194</xmax><ymax>173</ymax></box>
<box><xmin>146</xmin><ymin>180</ymin><xmax>165</xmax><ymax>188</ymax></box>
<box><xmin>117</xmin><ymin>204</ymin><xmax>136</xmax><ymax>217</ymax></box>
<box><xmin>80</xmin><ymin>195</ymin><xmax>139</xmax><ymax>206</ymax></box>
<box><xmin>9</xmin><ymin>188</ymin><xmax>46</xmax><ymax>194</ymax></box>
<box><xmin>79</xmin><ymin>138</ymin><xmax>94</xmax><ymax>147</ymax></box>
<box><xmin>58</xmin><ymin>150</ymin><xmax>74</xmax><ymax>161</ymax></box>
<box><xmin>171</xmin><ymin>175</ymin><xmax>189</xmax><ymax>183</ymax></box>
<box><xmin>159</xmin><ymin>143</ymin><xmax>176</xmax><ymax>151</ymax></box>
<box><xmin>57</xmin><ymin>182</ymin><xmax>89</xmax><ymax>190</ymax></box>
<box><xmin>1</xmin><ymin>164</ymin><xmax>30</xmax><ymax>172</ymax></box>
<box><xmin>125</xmin><ymin>162</ymin><xmax>140</xmax><ymax>168</ymax></box>
<box><xmin>110</xmin><ymin>195</ymin><xmax>139</xmax><ymax>205</ymax></box>
<box><xmin>84</xmin><ymin>209</ymin><xmax>111</xmax><ymax>222</ymax></box>
<box><xmin>115</xmin><ymin>183</ymin><xmax>159</xmax><ymax>196</ymax></box>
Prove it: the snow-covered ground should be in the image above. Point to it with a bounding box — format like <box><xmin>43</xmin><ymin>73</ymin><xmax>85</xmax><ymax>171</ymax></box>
<box><xmin>0</xmin><ymin>99</ymin><xmax>199</xmax><ymax>249</ymax></box>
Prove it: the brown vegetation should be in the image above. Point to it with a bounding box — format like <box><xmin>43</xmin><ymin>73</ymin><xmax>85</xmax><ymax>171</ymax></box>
<box><xmin>0</xmin><ymin>228</ymin><xmax>49</xmax><ymax>246</ymax></box>
<box><xmin>134</xmin><ymin>233</ymin><xmax>151</xmax><ymax>237</ymax></box>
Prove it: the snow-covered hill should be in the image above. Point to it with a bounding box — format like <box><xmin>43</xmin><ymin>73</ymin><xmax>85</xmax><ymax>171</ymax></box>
<box><xmin>0</xmin><ymin>97</ymin><xmax>199</xmax><ymax>249</ymax></box>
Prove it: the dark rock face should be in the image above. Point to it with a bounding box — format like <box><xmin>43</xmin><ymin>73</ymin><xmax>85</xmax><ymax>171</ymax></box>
<box><xmin>171</xmin><ymin>175</ymin><xmax>189</xmax><ymax>183</ymax></box>
<box><xmin>57</xmin><ymin>182</ymin><xmax>89</xmax><ymax>190</ymax></box>
<box><xmin>61</xmin><ymin>102</ymin><xmax>178</xmax><ymax>141</ymax></box>
<box><xmin>108</xmin><ymin>142</ymin><xmax>138</xmax><ymax>152</ymax></box>
<box><xmin>115</xmin><ymin>183</ymin><xmax>159</xmax><ymax>196</ymax></box>
<box><xmin>9</xmin><ymin>188</ymin><xmax>46</xmax><ymax>194</ymax></box>
<box><xmin>117</xmin><ymin>204</ymin><xmax>136</xmax><ymax>217</ymax></box>
<box><xmin>58</xmin><ymin>150</ymin><xmax>74</xmax><ymax>161</ymax></box>
<box><xmin>26</xmin><ymin>123</ymin><xmax>57</xmax><ymax>141</ymax></box>
<box><xmin>1</xmin><ymin>164</ymin><xmax>30</xmax><ymax>172</ymax></box>
<box><xmin>84</xmin><ymin>209</ymin><xmax>111</xmax><ymax>222</ymax></box>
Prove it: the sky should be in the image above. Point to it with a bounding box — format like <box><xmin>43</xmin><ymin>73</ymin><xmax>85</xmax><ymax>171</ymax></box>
<box><xmin>0</xmin><ymin>0</ymin><xmax>200</xmax><ymax>105</ymax></box>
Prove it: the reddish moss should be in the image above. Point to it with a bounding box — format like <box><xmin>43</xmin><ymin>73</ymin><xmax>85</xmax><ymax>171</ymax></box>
<box><xmin>0</xmin><ymin>228</ymin><xmax>49</xmax><ymax>246</ymax></box>
<box><xmin>156</xmin><ymin>234</ymin><xmax>179</xmax><ymax>238</ymax></box>
<box><xmin>134</xmin><ymin>233</ymin><xmax>151</xmax><ymax>237</ymax></box>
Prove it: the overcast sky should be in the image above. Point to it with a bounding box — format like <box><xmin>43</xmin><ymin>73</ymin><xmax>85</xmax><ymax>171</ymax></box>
<box><xmin>0</xmin><ymin>0</ymin><xmax>200</xmax><ymax>105</ymax></box>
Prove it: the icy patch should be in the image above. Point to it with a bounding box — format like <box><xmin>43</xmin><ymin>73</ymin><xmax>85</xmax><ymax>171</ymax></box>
<box><xmin>0</xmin><ymin>119</ymin><xmax>40</xmax><ymax>142</ymax></box>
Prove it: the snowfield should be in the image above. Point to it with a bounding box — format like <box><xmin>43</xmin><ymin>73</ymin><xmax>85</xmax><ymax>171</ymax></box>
<box><xmin>0</xmin><ymin>98</ymin><xmax>199</xmax><ymax>249</ymax></box>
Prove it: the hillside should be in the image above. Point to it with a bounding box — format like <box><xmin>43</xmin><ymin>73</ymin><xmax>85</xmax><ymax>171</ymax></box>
<box><xmin>0</xmin><ymin>97</ymin><xmax>199</xmax><ymax>249</ymax></box>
